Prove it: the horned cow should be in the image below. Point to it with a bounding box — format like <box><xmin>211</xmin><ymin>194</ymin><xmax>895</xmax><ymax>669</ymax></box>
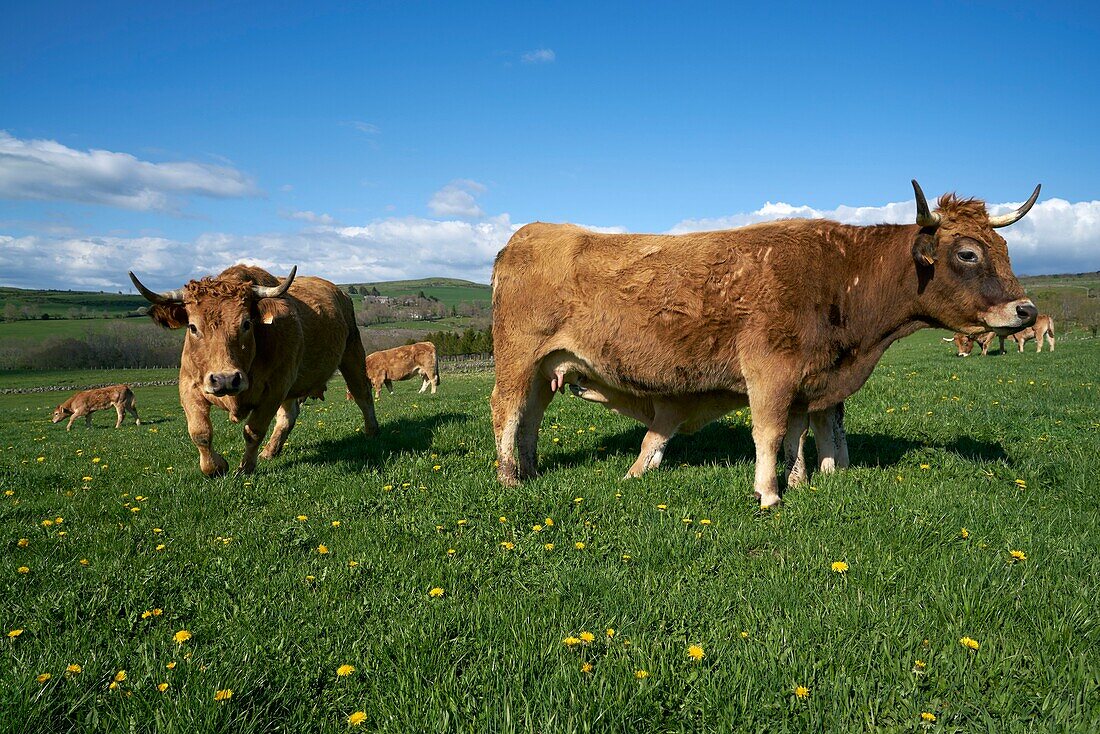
<box><xmin>490</xmin><ymin>181</ymin><xmax>1040</xmax><ymax>507</ymax></box>
<box><xmin>131</xmin><ymin>264</ymin><xmax>378</xmax><ymax>476</ymax></box>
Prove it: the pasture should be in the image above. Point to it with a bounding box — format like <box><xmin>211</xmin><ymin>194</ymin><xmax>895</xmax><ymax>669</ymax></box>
<box><xmin>1</xmin><ymin>331</ymin><xmax>1098</xmax><ymax>732</ymax></box>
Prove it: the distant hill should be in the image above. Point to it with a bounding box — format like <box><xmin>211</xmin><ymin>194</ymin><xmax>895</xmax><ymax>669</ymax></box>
<box><xmin>341</xmin><ymin>278</ymin><xmax>491</xmax><ymax>308</ymax></box>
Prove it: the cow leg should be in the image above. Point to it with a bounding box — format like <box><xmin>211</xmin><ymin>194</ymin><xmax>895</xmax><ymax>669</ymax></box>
<box><xmin>385</xmin><ymin>379</ymin><xmax>394</xmax><ymax>395</ymax></box>
<box><xmin>340</xmin><ymin>343</ymin><xmax>380</xmax><ymax>437</ymax></box>
<box><xmin>1036</xmin><ymin>336</ymin><xmax>1043</xmax><ymax>353</ymax></box>
<box><xmin>114</xmin><ymin>404</ymin><xmax>125</xmax><ymax>428</ymax></box>
<box><xmin>783</xmin><ymin>407</ymin><xmax>809</xmax><ymax>487</ymax></box>
<box><xmin>239</xmin><ymin>404</ymin><xmax>279</xmax><ymax>474</ymax></box>
<box><xmin>66</xmin><ymin>414</ymin><xmax>77</xmax><ymax>431</ymax></box>
<box><xmin>85</xmin><ymin>413</ymin><xmax>93</xmax><ymax>428</ymax></box>
<box><xmin>128</xmin><ymin>402</ymin><xmax>141</xmax><ymax>426</ymax></box>
<box><xmin>1018</xmin><ymin>339</ymin><xmax>1025</xmax><ymax>353</ymax></box>
<box><xmin>746</xmin><ymin>383</ymin><xmax>793</xmax><ymax>508</ymax></box>
<box><xmin>1047</xmin><ymin>332</ymin><xmax>1055</xmax><ymax>352</ymax></box>
<box><xmin>183</xmin><ymin>398</ymin><xmax>229</xmax><ymax>477</ymax></box>
<box><xmin>492</xmin><ymin>360</ymin><xmax>543</xmax><ymax>486</ymax></box>
<box><xmin>998</xmin><ymin>336</ymin><xmax>1006</xmax><ymax>354</ymax></box>
<box><xmin>516</xmin><ymin>377</ymin><xmax>555</xmax><ymax>481</ymax></box>
<box><xmin>418</xmin><ymin>376</ymin><xmax>430</xmax><ymax>394</ymax></box>
<box><xmin>262</xmin><ymin>399</ymin><xmax>300</xmax><ymax>459</ymax></box>
<box><xmin>625</xmin><ymin>401</ymin><xmax>682</xmax><ymax>478</ymax></box>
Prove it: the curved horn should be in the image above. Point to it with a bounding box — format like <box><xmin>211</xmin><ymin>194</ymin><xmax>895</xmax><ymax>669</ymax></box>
<box><xmin>988</xmin><ymin>184</ymin><xmax>1041</xmax><ymax>228</ymax></box>
<box><xmin>252</xmin><ymin>266</ymin><xmax>297</xmax><ymax>299</ymax></box>
<box><xmin>129</xmin><ymin>271</ymin><xmax>185</xmax><ymax>304</ymax></box>
<box><xmin>912</xmin><ymin>179</ymin><xmax>941</xmax><ymax>227</ymax></box>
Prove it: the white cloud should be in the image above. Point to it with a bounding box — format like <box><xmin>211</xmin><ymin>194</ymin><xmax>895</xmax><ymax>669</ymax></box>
<box><xmin>0</xmin><ymin>131</ymin><xmax>259</xmax><ymax>212</ymax></box>
<box><xmin>343</xmin><ymin>121</ymin><xmax>380</xmax><ymax>135</ymax></box>
<box><xmin>284</xmin><ymin>209</ymin><xmax>335</xmax><ymax>225</ymax></box>
<box><xmin>521</xmin><ymin>48</ymin><xmax>556</xmax><ymax>64</ymax></box>
<box><xmin>668</xmin><ymin>197</ymin><xmax>1100</xmax><ymax>276</ymax></box>
<box><xmin>428</xmin><ymin>179</ymin><xmax>487</xmax><ymax>219</ymax></box>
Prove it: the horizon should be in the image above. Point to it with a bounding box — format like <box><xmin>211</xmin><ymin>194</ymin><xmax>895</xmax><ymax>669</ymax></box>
<box><xmin>2</xmin><ymin>2</ymin><xmax>1099</xmax><ymax>290</ymax></box>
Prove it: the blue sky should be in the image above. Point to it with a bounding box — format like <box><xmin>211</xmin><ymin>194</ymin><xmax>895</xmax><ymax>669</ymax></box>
<box><xmin>2</xmin><ymin>1</ymin><xmax>1098</xmax><ymax>289</ymax></box>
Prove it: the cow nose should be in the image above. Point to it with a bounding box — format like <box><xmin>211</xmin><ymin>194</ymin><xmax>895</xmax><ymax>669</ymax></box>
<box><xmin>207</xmin><ymin>371</ymin><xmax>246</xmax><ymax>394</ymax></box>
<box><xmin>1016</xmin><ymin>302</ymin><xmax>1038</xmax><ymax>323</ymax></box>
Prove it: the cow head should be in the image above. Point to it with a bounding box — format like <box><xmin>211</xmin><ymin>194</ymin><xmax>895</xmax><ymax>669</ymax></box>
<box><xmin>51</xmin><ymin>406</ymin><xmax>71</xmax><ymax>423</ymax></box>
<box><xmin>951</xmin><ymin>333</ymin><xmax>974</xmax><ymax>357</ymax></box>
<box><xmin>910</xmin><ymin>180</ymin><xmax>1038</xmax><ymax>336</ymax></box>
<box><xmin>130</xmin><ymin>267</ymin><xmax>296</xmax><ymax>397</ymax></box>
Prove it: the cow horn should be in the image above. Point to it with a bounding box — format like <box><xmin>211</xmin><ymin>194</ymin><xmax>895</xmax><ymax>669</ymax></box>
<box><xmin>912</xmin><ymin>180</ymin><xmax>940</xmax><ymax>227</ymax></box>
<box><xmin>252</xmin><ymin>266</ymin><xmax>297</xmax><ymax>298</ymax></box>
<box><xmin>129</xmin><ymin>271</ymin><xmax>185</xmax><ymax>304</ymax></box>
<box><xmin>988</xmin><ymin>184</ymin><xmax>1041</xmax><ymax>228</ymax></box>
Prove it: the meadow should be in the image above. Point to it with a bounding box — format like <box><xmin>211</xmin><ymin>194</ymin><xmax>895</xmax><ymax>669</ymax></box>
<box><xmin>1</xmin><ymin>330</ymin><xmax>1098</xmax><ymax>732</ymax></box>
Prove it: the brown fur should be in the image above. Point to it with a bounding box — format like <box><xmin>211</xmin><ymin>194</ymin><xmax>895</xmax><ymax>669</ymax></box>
<box><xmin>140</xmin><ymin>264</ymin><xmax>379</xmax><ymax>476</ymax></box>
<box><xmin>52</xmin><ymin>385</ymin><xmax>140</xmax><ymax>431</ymax></box>
<box><xmin>1008</xmin><ymin>314</ymin><xmax>1055</xmax><ymax>352</ymax></box>
<box><xmin>490</xmin><ymin>185</ymin><xmax>1036</xmax><ymax>506</ymax></box>
<box><xmin>345</xmin><ymin>342</ymin><xmax>440</xmax><ymax>400</ymax></box>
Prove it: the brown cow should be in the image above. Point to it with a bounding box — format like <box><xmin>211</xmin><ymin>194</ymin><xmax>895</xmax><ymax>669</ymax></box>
<box><xmin>345</xmin><ymin>342</ymin><xmax>440</xmax><ymax>400</ymax></box>
<box><xmin>51</xmin><ymin>384</ymin><xmax>141</xmax><ymax>431</ymax></box>
<box><xmin>1008</xmin><ymin>314</ymin><xmax>1055</xmax><ymax>352</ymax></box>
<box><xmin>130</xmin><ymin>264</ymin><xmax>379</xmax><ymax>476</ymax></box>
<box><xmin>945</xmin><ymin>331</ymin><xmax>1002</xmax><ymax>356</ymax></box>
<box><xmin>491</xmin><ymin>180</ymin><xmax>1040</xmax><ymax>507</ymax></box>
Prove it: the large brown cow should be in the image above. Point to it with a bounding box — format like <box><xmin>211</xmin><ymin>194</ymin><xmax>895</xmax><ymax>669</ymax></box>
<box><xmin>51</xmin><ymin>384</ymin><xmax>141</xmax><ymax>431</ymax></box>
<box><xmin>491</xmin><ymin>181</ymin><xmax>1040</xmax><ymax>507</ymax></box>
<box><xmin>1008</xmin><ymin>314</ymin><xmax>1055</xmax><ymax>352</ymax></box>
<box><xmin>130</xmin><ymin>264</ymin><xmax>378</xmax><ymax>476</ymax></box>
<box><xmin>346</xmin><ymin>342</ymin><xmax>440</xmax><ymax>399</ymax></box>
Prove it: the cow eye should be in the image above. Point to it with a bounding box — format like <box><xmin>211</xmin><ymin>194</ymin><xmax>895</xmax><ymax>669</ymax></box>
<box><xmin>956</xmin><ymin>249</ymin><xmax>979</xmax><ymax>264</ymax></box>
<box><xmin>241</xmin><ymin>319</ymin><xmax>252</xmax><ymax>332</ymax></box>
<box><xmin>187</xmin><ymin>323</ymin><xmax>198</xmax><ymax>335</ymax></box>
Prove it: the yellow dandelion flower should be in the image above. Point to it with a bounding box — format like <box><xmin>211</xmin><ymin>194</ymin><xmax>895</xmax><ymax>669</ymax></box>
<box><xmin>959</xmin><ymin>636</ymin><xmax>980</xmax><ymax>651</ymax></box>
<box><xmin>158</xmin><ymin>682</ymin><xmax>169</xmax><ymax>692</ymax></box>
<box><xmin>173</xmin><ymin>629</ymin><xmax>192</xmax><ymax>644</ymax></box>
<box><xmin>656</xmin><ymin>504</ymin><xmax>667</xmax><ymax>511</ymax></box>
<box><xmin>794</xmin><ymin>685</ymin><xmax>809</xmax><ymax>699</ymax></box>
<box><xmin>41</xmin><ymin>519</ymin><xmax>53</xmax><ymax>527</ymax></box>
<box><xmin>499</xmin><ymin>516</ymin><xmax>507</xmax><ymax>523</ymax></box>
<box><xmin>960</xmin><ymin>527</ymin><xmax>969</xmax><ymax>539</ymax></box>
<box><xmin>1009</xmin><ymin>549</ymin><xmax>1027</xmax><ymax>562</ymax></box>
<box><xmin>606</xmin><ymin>628</ymin><xmax>615</xmax><ymax>637</ymax></box>
<box><xmin>331</xmin><ymin>520</ymin><xmax>340</xmax><ymax>527</ymax></box>
<box><xmin>66</xmin><ymin>664</ymin><xmax>81</xmax><ymax>675</ymax></box>
<box><xmin>688</xmin><ymin>644</ymin><xmax>705</xmax><ymax>661</ymax></box>
<box><xmin>532</xmin><ymin>524</ymin><xmax>543</xmax><ymax>532</ymax></box>
<box><xmin>348</xmin><ymin>560</ymin><xmax>358</xmax><ymax>568</ymax></box>
<box><xmin>296</xmin><ymin>515</ymin><xmax>308</xmax><ymax>522</ymax></box>
<box><xmin>166</xmin><ymin>661</ymin><xmax>177</xmax><ymax>670</ymax></box>
<box><xmin>574</xmin><ymin>542</ymin><xmax>585</xmax><ymax>550</ymax></box>
<box><xmin>500</xmin><ymin>541</ymin><xmax>515</xmax><ymax>550</ymax></box>
<box><xmin>634</xmin><ymin>670</ymin><xmax>649</xmax><ymax>679</ymax></box>
<box><xmin>348</xmin><ymin>711</ymin><xmax>367</xmax><ymax>726</ymax></box>
<box><xmin>156</xmin><ymin>544</ymin><xmax>166</xmax><ymax>551</ymax></box>
<box><xmin>17</xmin><ymin>538</ymin><xmax>28</xmax><ymax>548</ymax></box>
<box><xmin>92</xmin><ymin>457</ymin><xmax>101</xmax><ymax>463</ymax></box>
<box><xmin>429</xmin><ymin>587</ymin><xmax>444</xmax><ymax>598</ymax></box>
<box><xmin>920</xmin><ymin>463</ymin><xmax>930</xmax><ymax>470</ymax></box>
<box><xmin>621</xmin><ymin>554</ymin><xmax>632</xmax><ymax>561</ymax></box>
<box><xmin>740</xmin><ymin>631</ymin><xmax>749</xmax><ymax>639</ymax></box>
<box><xmin>114</xmin><ymin>670</ymin><xmax>127</xmax><ymax>683</ymax></box>
<box><xmin>317</xmin><ymin>544</ymin><xmax>329</xmax><ymax>554</ymax></box>
<box><xmin>36</xmin><ymin>673</ymin><xmax>51</xmax><ymax>683</ymax></box>
<box><xmin>108</xmin><ymin>681</ymin><xmax>119</xmax><ymax>691</ymax></box>
<box><xmin>699</xmin><ymin>518</ymin><xmax>712</xmax><ymax>526</ymax></box>
<box><xmin>447</xmin><ymin>548</ymin><xmax>456</xmax><ymax>556</ymax></box>
<box><xmin>579</xmin><ymin>631</ymin><xmax>595</xmax><ymax>643</ymax></box>
<box><xmin>1014</xmin><ymin>479</ymin><xmax>1027</xmax><ymax>488</ymax></box>
<box><xmin>456</xmin><ymin>519</ymin><xmax>468</xmax><ymax>526</ymax></box>
<box><xmin>831</xmin><ymin>561</ymin><xmax>849</xmax><ymax>573</ymax></box>
<box><xmin>214</xmin><ymin>688</ymin><xmax>233</xmax><ymax>702</ymax></box>
<box><xmin>544</xmin><ymin>543</ymin><xmax>554</xmax><ymax>550</ymax></box>
<box><xmin>574</xmin><ymin>497</ymin><xmax>583</xmax><ymax>503</ymax></box>
<box><xmin>305</xmin><ymin>575</ymin><xmax>316</xmax><ymax>582</ymax></box>
<box><xmin>581</xmin><ymin>661</ymin><xmax>593</xmax><ymax>673</ymax></box>
<box><xmin>141</xmin><ymin>610</ymin><xmax>153</xmax><ymax>619</ymax></box>
<box><xmin>921</xmin><ymin>712</ymin><xmax>936</xmax><ymax>723</ymax></box>
<box><xmin>153</xmin><ymin>609</ymin><xmax>162</xmax><ymax>616</ymax></box>
<box><xmin>563</xmin><ymin>636</ymin><xmax>581</xmax><ymax>647</ymax></box>
<box><xmin>17</xmin><ymin>566</ymin><xmax>29</xmax><ymax>574</ymax></box>
<box><xmin>432</xmin><ymin>465</ymin><xmax>441</xmax><ymax>471</ymax></box>
<box><xmin>544</xmin><ymin>518</ymin><xmax>554</xmax><ymax>526</ymax></box>
<box><xmin>336</xmin><ymin>664</ymin><xmax>355</xmax><ymax>677</ymax></box>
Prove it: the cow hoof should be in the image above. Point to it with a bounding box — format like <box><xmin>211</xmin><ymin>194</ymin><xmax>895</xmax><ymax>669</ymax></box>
<box><xmin>202</xmin><ymin>456</ymin><xmax>230</xmax><ymax>477</ymax></box>
<box><xmin>754</xmin><ymin>490</ymin><xmax>781</xmax><ymax>508</ymax></box>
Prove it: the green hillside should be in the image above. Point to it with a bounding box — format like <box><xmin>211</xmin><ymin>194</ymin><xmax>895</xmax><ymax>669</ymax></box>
<box><xmin>343</xmin><ymin>278</ymin><xmax>491</xmax><ymax>308</ymax></box>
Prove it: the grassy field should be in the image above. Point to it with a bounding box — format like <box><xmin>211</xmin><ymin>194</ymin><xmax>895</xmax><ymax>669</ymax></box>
<box><xmin>345</xmin><ymin>278</ymin><xmax>491</xmax><ymax>309</ymax></box>
<box><xmin>1</xmin><ymin>331</ymin><xmax>1098</xmax><ymax>732</ymax></box>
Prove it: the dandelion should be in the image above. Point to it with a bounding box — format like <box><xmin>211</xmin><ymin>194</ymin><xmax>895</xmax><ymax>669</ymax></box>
<box><xmin>17</xmin><ymin>566</ymin><xmax>29</xmax><ymax>574</ymax></box>
<box><xmin>634</xmin><ymin>670</ymin><xmax>649</xmax><ymax>680</ymax></box>
<box><xmin>606</xmin><ymin>628</ymin><xmax>615</xmax><ymax>638</ymax></box>
<box><xmin>544</xmin><ymin>543</ymin><xmax>555</xmax><ymax>550</ymax></box>
<box><xmin>41</xmin><ymin>519</ymin><xmax>53</xmax><ymax>527</ymax></box>
<box><xmin>37</xmin><ymin>673</ymin><xmax>51</xmax><ymax>683</ymax></box>
<box><xmin>336</xmin><ymin>664</ymin><xmax>355</xmax><ymax>677</ymax></box>
<box><xmin>65</xmin><ymin>663</ymin><xmax>81</xmax><ymax>675</ymax></box>
<box><xmin>831</xmin><ymin>561</ymin><xmax>849</xmax><ymax>573</ymax></box>
<box><xmin>913</xmin><ymin>659</ymin><xmax>927</xmax><ymax>672</ymax></box>
<box><xmin>1014</xmin><ymin>479</ymin><xmax>1027</xmax><ymax>488</ymax></box>
<box><xmin>682</xmin><ymin>518</ymin><xmax>693</xmax><ymax>524</ymax></box>
<box><xmin>173</xmin><ymin>630</ymin><xmax>192</xmax><ymax>644</ymax></box>
<box><xmin>429</xmin><ymin>587</ymin><xmax>444</xmax><ymax>598</ymax></box>
<box><xmin>699</xmin><ymin>519</ymin><xmax>712</xmax><ymax>526</ymax></box>
<box><xmin>688</xmin><ymin>644</ymin><xmax>705</xmax><ymax>661</ymax></box>
<box><xmin>214</xmin><ymin>688</ymin><xmax>233</xmax><ymax>702</ymax></box>
<box><xmin>305</xmin><ymin>575</ymin><xmax>316</xmax><ymax>583</ymax></box>
<box><xmin>500</xmin><ymin>541</ymin><xmax>515</xmax><ymax>550</ymax></box>
<box><xmin>621</xmin><ymin>554</ymin><xmax>632</xmax><ymax>561</ymax></box>
<box><xmin>317</xmin><ymin>544</ymin><xmax>329</xmax><ymax>554</ymax></box>
<box><xmin>432</xmin><ymin>465</ymin><xmax>441</xmax><ymax>471</ymax></box>
<box><xmin>447</xmin><ymin>548</ymin><xmax>456</xmax><ymax>556</ymax></box>
<box><xmin>499</xmin><ymin>516</ymin><xmax>507</xmax><ymax>523</ymax></box>
<box><xmin>959</xmin><ymin>636</ymin><xmax>980</xmax><ymax>651</ymax></box>
<box><xmin>156</xmin><ymin>544</ymin><xmax>166</xmax><ymax>551</ymax></box>
<box><xmin>579</xmin><ymin>631</ymin><xmax>595</xmax><ymax>643</ymax></box>
<box><xmin>656</xmin><ymin>504</ymin><xmax>667</xmax><ymax>511</ymax></box>
<box><xmin>296</xmin><ymin>515</ymin><xmax>308</xmax><ymax>522</ymax></box>
<box><xmin>331</xmin><ymin>521</ymin><xmax>340</xmax><ymax>527</ymax></box>
<box><xmin>1009</xmin><ymin>549</ymin><xmax>1027</xmax><ymax>562</ymax></box>
<box><xmin>17</xmin><ymin>538</ymin><xmax>28</xmax><ymax>548</ymax></box>
<box><xmin>563</xmin><ymin>636</ymin><xmax>581</xmax><ymax>647</ymax></box>
<box><xmin>544</xmin><ymin>518</ymin><xmax>554</xmax><ymax>527</ymax></box>
<box><xmin>348</xmin><ymin>711</ymin><xmax>367</xmax><ymax>726</ymax></box>
<box><xmin>532</xmin><ymin>524</ymin><xmax>543</xmax><ymax>532</ymax></box>
<box><xmin>794</xmin><ymin>685</ymin><xmax>809</xmax><ymax>699</ymax></box>
<box><xmin>114</xmin><ymin>670</ymin><xmax>127</xmax><ymax>683</ymax></box>
<box><xmin>920</xmin><ymin>463</ymin><xmax>930</xmax><ymax>470</ymax></box>
<box><xmin>740</xmin><ymin>631</ymin><xmax>749</xmax><ymax>639</ymax></box>
<box><xmin>960</xmin><ymin>528</ymin><xmax>969</xmax><ymax>539</ymax></box>
<box><xmin>142</xmin><ymin>610</ymin><xmax>153</xmax><ymax>620</ymax></box>
<box><xmin>166</xmin><ymin>661</ymin><xmax>177</xmax><ymax>670</ymax></box>
<box><xmin>921</xmin><ymin>712</ymin><xmax>936</xmax><ymax>723</ymax></box>
<box><xmin>581</xmin><ymin>661</ymin><xmax>593</xmax><ymax>673</ymax></box>
<box><xmin>348</xmin><ymin>560</ymin><xmax>358</xmax><ymax>568</ymax></box>
<box><xmin>158</xmin><ymin>682</ymin><xmax>169</xmax><ymax>692</ymax></box>
<box><xmin>456</xmin><ymin>519</ymin><xmax>468</xmax><ymax>526</ymax></box>
<box><xmin>574</xmin><ymin>497</ymin><xmax>583</xmax><ymax>503</ymax></box>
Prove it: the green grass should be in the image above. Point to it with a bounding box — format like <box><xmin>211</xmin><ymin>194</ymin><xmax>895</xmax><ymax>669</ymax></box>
<box><xmin>345</xmin><ymin>278</ymin><xmax>490</xmax><ymax>308</ymax></box>
<box><xmin>0</xmin><ymin>287</ymin><xmax>147</xmax><ymax>319</ymax></box>
<box><xmin>0</xmin><ymin>319</ymin><xmax>152</xmax><ymax>345</ymax></box>
<box><xmin>1</xmin><ymin>331</ymin><xmax>1099</xmax><ymax>732</ymax></box>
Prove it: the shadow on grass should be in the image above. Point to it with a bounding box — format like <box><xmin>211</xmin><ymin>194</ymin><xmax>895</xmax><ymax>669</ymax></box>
<box><xmin>543</xmin><ymin>422</ymin><xmax>1010</xmax><ymax>473</ymax></box>
<box><xmin>284</xmin><ymin>411</ymin><xmax>468</xmax><ymax>470</ymax></box>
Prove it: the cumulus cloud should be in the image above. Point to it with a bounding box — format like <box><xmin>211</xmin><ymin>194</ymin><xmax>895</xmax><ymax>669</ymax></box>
<box><xmin>668</xmin><ymin>197</ymin><xmax>1100</xmax><ymax>275</ymax></box>
<box><xmin>521</xmin><ymin>48</ymin><xmax>556</xmax><ymax>64</ymax></box>
<box><xmin>0</xmin><ymin>131</ymin><xmax>259</xmax><ymax>212</ymax></box>
<box><xmin>428</xmin><ymin>179</ymin><xmax>487</xmax><ymax>219</ymax></box>
<box><xmin>283</xmin><ymin>209</ymin><xmax>335</xmax><ymax>225</ymax></box>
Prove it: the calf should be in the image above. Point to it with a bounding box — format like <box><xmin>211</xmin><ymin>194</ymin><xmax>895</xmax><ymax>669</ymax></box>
<box><xmin>52</xmin><ymin>385</ymin><xmax>141</xmax><ymax>431</ymax></box>
<box><xmin>1009</xmin><ymin>314</ymin><xmax>1055</xmax><ymax>352</ymax></box>
<box><xmin>945</xmin><ymin>331</ymin><xmax>1002</xmax><ymax>356</ymax></box>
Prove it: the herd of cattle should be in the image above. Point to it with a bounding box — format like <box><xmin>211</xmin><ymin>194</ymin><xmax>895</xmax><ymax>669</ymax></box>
<box><xmin>945</xmin><ymin>313</ymin><xmax>1056</xmax><ymax>356</ymax></box>
<box><xmin>50</xmin><ymin>181</ymin><xmax>1051</xmax><ymax>508</ymax></box>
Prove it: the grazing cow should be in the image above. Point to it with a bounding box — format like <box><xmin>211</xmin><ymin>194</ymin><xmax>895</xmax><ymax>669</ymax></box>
<box><xmin>945</xmin><ymin>331</ymin><xmax>1002</xmax><ymax>356</ymax></box>
<box><xmin>345</xmin><ymin>342</ymin><xmax>440</xmax><ymax>400</ymax></box>
<box><xmin>51</xmin><ymin>385</ymin><xmax>141</xmax><ymax>431</ymax></box>
<box><xmin>565</xmin><ymin>378</ymin><xmax>848</xmax><ymax>482</ymax></box>
<box><xmin>491</xmin><ymin>181</ymin><xmax>1040</xmax><ymax>507</ymax></box>
<box><xmin>130</xmin><ymin>264</ymin><xmax>379</xmax><ymax>476</ymax></box>
<box><xmin>1008</xmin><ymin>314</ymin><xmax>1055</xmax><ymax>352</ymax></box>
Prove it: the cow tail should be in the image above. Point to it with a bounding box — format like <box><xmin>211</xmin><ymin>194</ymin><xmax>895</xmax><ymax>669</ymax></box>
<box><xmin>434</xmin><ymin>350</ymin><xmax>441</xmax><ymax>386</ymax></box>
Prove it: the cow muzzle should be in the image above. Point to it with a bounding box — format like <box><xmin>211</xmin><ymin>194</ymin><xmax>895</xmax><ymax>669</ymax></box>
<box><xmin>204</xmin><ymin>370</ymin><xmax>248</xmax><ymax>396</ymax></box>
<box><xmin>982</xmin><ymin>299</ymin><xmax>1038</xmax><ymax>335</ymax></box>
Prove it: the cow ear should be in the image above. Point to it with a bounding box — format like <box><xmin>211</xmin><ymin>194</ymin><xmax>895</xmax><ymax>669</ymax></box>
<box><xmin>145</xmin><ymin>303</ymin><xmax>188</xmax><ymax>329</ymax></box>
<box><xmin>911</xmin><ymin>231</ymin><xmax>937</xmax><ymax>267</ymax></box>
<box><xmin>256</xmin><ymin>297</ymin><xmax>293</xmax><ymax>325</ymax></box>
